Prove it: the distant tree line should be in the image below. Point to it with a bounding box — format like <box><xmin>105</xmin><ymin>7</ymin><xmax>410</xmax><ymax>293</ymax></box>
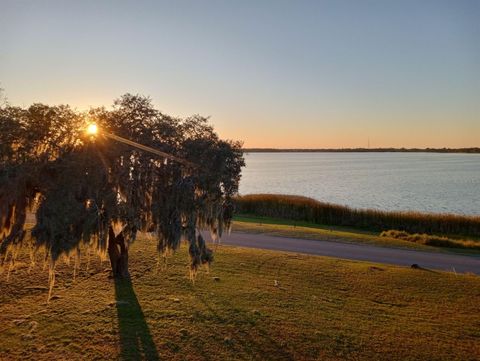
<box><xmin>244</xmin><ymin>148</ymin><xmax>480</xmax><ymax>153</ymax></box>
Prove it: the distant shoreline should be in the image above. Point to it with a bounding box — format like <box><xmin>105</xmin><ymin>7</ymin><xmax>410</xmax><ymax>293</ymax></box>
<box><xmin>243</xmin><ymin>148</ymin><xmax>480</xmax><ymax>154</ymax></box>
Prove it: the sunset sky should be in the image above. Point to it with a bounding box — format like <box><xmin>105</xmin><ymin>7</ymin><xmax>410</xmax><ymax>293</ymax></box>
<box><xmin>1</xmin><ymin>0</ymin><xmax>479</xmax><ymax>148</ymax></box>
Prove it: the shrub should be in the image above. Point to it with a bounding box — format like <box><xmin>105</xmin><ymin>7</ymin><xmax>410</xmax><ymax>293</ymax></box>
<box><xmin>380</xmin><ymin>230</ymin><xmax>480</xmax><ymax>249</ymax></box>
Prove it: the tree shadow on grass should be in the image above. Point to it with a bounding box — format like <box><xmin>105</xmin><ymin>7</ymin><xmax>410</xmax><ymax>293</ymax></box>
<box><xmin>192</xmin><ymin>289</ymin><xmax>295</xmax><ymax>361</ymax></box>
<box><xmin>114</xmin><ymin>278</ymin><xmax>160</xmax><ymax>360</ymax></box>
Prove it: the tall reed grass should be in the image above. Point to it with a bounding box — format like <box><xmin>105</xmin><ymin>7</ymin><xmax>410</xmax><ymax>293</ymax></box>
<box><xmin>234</xmin><ymin>194</ymin><xmax>480</xmax><ymax>238</ymax></box>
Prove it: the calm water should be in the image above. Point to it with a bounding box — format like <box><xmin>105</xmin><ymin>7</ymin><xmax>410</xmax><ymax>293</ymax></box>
<box><xmin>239</xmin><ymin>153</ymin><xmax>480</xmax><ymax>215</ymax></box>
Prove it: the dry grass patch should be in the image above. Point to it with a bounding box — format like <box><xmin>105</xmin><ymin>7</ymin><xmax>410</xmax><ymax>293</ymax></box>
<box><xmin>381</xmin><ymin>230</ymin><xmax>480</xmax><ymax>250</ymax></box>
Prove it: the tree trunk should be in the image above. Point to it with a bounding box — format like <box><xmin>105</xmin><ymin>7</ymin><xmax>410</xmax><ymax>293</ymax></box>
<box><xmin>108</xmin><ymin>227</ymin><xmax>129</xmax><ymax>279</ymax></box>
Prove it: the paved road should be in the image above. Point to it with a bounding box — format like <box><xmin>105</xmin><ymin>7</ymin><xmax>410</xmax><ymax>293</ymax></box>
<box><xmin>211</xmin><ymin>232</ymin><xmax>480</xmax><ymax>274</ymax></box>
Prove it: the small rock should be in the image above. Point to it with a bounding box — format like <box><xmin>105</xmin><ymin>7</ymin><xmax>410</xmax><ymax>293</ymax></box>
<box><xmin>179</xmin><ymin>329</ymin><xmax>189</xmax><ymax>337</ymax></box>
<box><xmin>411</xmin><ymin>264</ymin><xmax>420</xmax><ymax>269</ymax></box>
<box><xmin>28</xmin><ymin>321</ymin><xmax>38</xmax><ymax>332</ymax></box>
<box><xmin>223</xmin><ymin>336</ymin><xmax>233</xmax><ymax>344</ymax></box>
<box><xmin>274</xmin><ymin>280</ymin><xmax>280</xmax><ymax>287</ymax></box>
<box><xmin>172</xmin><ymin>298</ymin><xmax>180</xmax><ymax>303</ymax></box>
<box><xmin>12</xmin><ymin>319</ymin><xmax>26</xmax><ymax>326</ymax></box>
<box><xmin>252</xmin><ymin>309</ymin><xmax>261</xmax><ymax>315</ymax></box>
<box><xmin>212</xmin><ymin>276</ymin><xmax>220</xmax><ymax>282</ymax></box>
<box><xmin>50</xmin><ymin>295</ymin><xmax>62</xmax><ymax>300</ymax></box>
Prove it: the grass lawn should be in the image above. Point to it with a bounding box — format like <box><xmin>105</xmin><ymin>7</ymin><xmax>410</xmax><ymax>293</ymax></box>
<box><xmin>1</xmin><ymin>237</ymin><xmax>479</xmax><ymax>360</ymax></box>
<box><xmin>233</xmin><ymin>215</ymin><xmax>480</xmax><ymax>255</ymax></box>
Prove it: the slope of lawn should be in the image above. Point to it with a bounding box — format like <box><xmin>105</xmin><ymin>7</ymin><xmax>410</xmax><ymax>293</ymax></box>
<box><xmin>1</xmin><ymin>237</ymin><xmax>479</xmax><ymax>360</ymax></box>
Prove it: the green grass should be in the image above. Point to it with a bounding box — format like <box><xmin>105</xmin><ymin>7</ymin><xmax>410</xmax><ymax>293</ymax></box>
<box><xmin>1</xmin><ymin>237</ymin><xmax>479</xmax><ymax>360</ymax></box>
<box><xmin>234</xmin><ymin>214</ymin><xmax>377</xmax><ymax>234</ymax></box>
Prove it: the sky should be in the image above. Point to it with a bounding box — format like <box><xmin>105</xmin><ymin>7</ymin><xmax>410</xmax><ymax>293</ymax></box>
<box><xmin>1</xmin><ymin>0</ymin><xmax>479</xmax><ymax>148</ymax></box>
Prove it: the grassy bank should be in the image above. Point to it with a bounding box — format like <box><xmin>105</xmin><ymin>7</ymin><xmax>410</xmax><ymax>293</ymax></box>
<box><xmin>232</xmin><ymin>216</ymin><xmax>480</xmax><ymax>253</ymax></box>
<box><xmin>234</xmin><ymin>194</ymin><xmax>480</xmax><ymax>238</ymax></box>
<box><xmin>1</xmin><ymin>238</ymin><xmax>480</xmax><ymax>360</ymax></box>
<box><xmin>232</xmin><ymin>216</ymin><xmax>436</xmax><ymax>251</ymax></box>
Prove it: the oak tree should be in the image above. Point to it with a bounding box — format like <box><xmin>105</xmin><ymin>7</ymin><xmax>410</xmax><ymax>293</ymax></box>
<box><xmin>0</xmin><ymin>94</ymin><xmax>244</xmax><ymax>299</ymax></box>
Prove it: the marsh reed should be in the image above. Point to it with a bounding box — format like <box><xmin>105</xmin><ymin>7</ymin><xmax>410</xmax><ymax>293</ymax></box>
<box><xmin>234</xmin><ymin>194</ymin><xmax>480</xmax><ymax>238</ymax></box>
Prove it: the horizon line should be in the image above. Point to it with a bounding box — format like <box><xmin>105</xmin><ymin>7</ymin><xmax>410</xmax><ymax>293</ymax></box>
<box><xmin>243</xmin><ymin>147</ymin><xmax>480</xmax><ymax>154</ymax></box>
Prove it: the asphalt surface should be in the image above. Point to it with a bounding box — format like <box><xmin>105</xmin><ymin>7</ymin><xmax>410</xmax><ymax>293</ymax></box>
<box><xmin>211</xmin><ymin>232</ymin><xmax>480</xmax><ymax>274</ymax></box>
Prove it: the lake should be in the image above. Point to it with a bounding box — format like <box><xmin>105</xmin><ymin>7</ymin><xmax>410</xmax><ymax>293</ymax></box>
<box><xmin>239</xmin><ymin>152</ymin><xmax>480</xmax><ymax>215</ymax></box>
